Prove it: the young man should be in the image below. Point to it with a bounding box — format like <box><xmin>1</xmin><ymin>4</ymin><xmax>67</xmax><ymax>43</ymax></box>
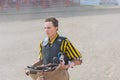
<box><xmin>27</xmin><ymin>17</ymin><xmax>82</xmax><ymax>80</ymax></box>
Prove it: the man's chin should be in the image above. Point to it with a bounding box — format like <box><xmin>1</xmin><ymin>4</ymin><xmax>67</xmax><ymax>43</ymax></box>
<box><xmin>47</xmin><ymin>35</ymin><xmax>51</xmax><ymax>38</ymax></box>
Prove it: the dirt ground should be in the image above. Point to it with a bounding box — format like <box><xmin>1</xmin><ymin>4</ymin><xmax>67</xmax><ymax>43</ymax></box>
<box><xmin>0</xmin><ymin>6</ymin><xmax>120</xmax><ymax>80</ymax></box>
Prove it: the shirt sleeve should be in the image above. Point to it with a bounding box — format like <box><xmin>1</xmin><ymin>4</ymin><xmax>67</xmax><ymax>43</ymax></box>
<box><xmin>38</xmin><ymin>41</ymin><xmax>43</xmax><ymax>60</ymax></box>
<box><xmin>61</xmin><ymin>38</ymin><xmax>82</xmax><ymax>60</ymax></box>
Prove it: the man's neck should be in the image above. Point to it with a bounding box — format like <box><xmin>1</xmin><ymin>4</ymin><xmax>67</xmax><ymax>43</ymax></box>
<box><xmin>49</xmin><ymin>33</ymin><xmax>58</xmax><ymax>43</ymax></box>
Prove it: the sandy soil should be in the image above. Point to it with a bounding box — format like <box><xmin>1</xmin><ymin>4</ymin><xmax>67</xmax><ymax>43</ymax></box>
<box><xmin>0</xmin><ymin>6</ymin><xmax>120</xmax><ymax>80</ymax></box>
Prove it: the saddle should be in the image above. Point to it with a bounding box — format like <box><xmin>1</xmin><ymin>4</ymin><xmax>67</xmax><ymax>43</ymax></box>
<box><xmin>27</xmin><ymin>64</ymin><xmax>58</xmax><ymax>72</ymax></box>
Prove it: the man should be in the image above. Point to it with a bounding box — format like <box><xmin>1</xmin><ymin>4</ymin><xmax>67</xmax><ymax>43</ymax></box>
<box><xmin>26</xmin><ymin>17</ymin><xmax>82</xmax><ymax>80</ymax></box>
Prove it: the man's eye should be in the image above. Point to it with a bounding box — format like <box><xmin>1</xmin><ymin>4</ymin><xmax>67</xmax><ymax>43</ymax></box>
<box><xmin>47</xmin><ymin>27</ymin><xmax>51</xmax><ymax>29</ymax></box>
<box><xmin>44</xmin><ymin>27</ymin><xmax>50</xmax><ymax>29</ymax></box>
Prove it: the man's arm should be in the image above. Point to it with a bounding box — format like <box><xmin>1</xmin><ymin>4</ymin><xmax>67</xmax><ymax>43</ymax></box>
<box><xmin>32</xmin><ymin>59</ymin><xmax>43</xmax><ymax>67</ymax></box>
<box><xmin>69</xmin><ymin>58</ymin><xmax>82</xmax><ymax>68</ymax></box>
<box><xmin>58</xmin><ymin>38</ymin><xmax>82</xmax><ymax>70</ymax></box>
<box><xmin>31</xmin><ymin>41</ymin><xmax>43</xmax><ymax>67</ymax></box>
<box><xmin>73</xmin><ymin>58</ymin><xmax>82</xmax><ymax>65</ymax></box>
<box><xmin>57</xmin><ymin>59</ymin><xmax>82</xmax><ymax>70</ymax></box>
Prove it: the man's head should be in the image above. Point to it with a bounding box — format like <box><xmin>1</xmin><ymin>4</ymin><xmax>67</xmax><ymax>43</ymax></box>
<box><xmin>44</xmin><ymin>17</ymin><xmax>59</xmax><ymax>38</ymax></box>
<box><xmin>45</xmin><ymin>17</ymin><xmax>58</xmax><ymax>27</ymax></box>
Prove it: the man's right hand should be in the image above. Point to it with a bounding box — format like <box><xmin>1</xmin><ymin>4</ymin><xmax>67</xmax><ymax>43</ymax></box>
<box><xmin>56</xmin><ymin>62</ymin><xmax>69</xmax><ymax>70</ymax></box>
<box><xmin>25</xmin><ymin>68</ymin><xmax>30</xmax><ymax>76</ymax></box>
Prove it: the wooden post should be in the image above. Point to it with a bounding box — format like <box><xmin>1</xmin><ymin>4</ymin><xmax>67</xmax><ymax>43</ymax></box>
<box><xmin>24</xmin><ymin>0</ymin><xmax>29</xmax><ymax>4</ymax></box>
<box><xmin>66</xmin><ymin>0</ymin><xmax>70</xmax><ymax>7</ymax></box>
<box><xmin>42</xmin><ymin>0</ymin><xmax>46</xmax><ymax>8</ymax></box>
<box><xmin>0</xmin><ymin>0</ymin><xmax>4</xmax><ymax>10</ymax></box>
<box><xmin>79</xmin><ymin>0</ymin><xmax>80</xmax><ymax>5</ymax></box>
<box><xmin>33</xmin><ymin>0</ymin><xmax>37</xmax><ymax>7</ymax></box>
<box><xmin>16</xmin><ymin>0</ymin><xmax>20</xmax><ymax>10</ymax></box>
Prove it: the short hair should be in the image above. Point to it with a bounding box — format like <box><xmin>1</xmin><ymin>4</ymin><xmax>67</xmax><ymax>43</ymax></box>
<box><xmin>45</xmin><ymin>17</ymin><xmax>58</xmax><ymax>27</ymax></box>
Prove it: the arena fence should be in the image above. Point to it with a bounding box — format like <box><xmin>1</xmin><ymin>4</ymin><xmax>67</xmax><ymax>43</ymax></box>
<box><xmin>0</xmin><ymin>0</ymin><xmax>80</xmax><ymax>10</ymax></box>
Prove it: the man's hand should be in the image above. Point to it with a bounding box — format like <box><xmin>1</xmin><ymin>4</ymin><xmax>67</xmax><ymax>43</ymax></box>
<box><xmin>56</xmin><ymin>59</ymin><xmax>82</xmax><ymax>70</ymax></box>
<box><xmin>25</xmin><ymin>68</ymin><xmax>30</xmax><ymax>76</ymax></box>
<box><xmin>74</xmin><ymin>59</ymin><xmax>82</xmax><ymax>65</ymax></box>
<box><xmin>56</xmin><ymin>62</ymin><xmax>69</xmax><ymax>70</ymax></box>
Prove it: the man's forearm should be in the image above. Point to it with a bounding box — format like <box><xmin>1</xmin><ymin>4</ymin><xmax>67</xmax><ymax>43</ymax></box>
<box><xmin>32</xmin><ymin>60</ymin><xmax>43</xmax><ymax>67</ymax></box>
<box><xmin>74</xmin><ymin>59</ymin><xmax>82</xmax><ymax>65</ymax></box>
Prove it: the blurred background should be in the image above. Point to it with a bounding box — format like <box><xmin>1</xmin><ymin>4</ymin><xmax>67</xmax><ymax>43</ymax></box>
<box><xmin>0</xmin><ymin>0</ymin><xmax>120</xmax><ymax>10</ymax></box>
<box><xmin>0</xmin><ymin>0</ymin><xmax>120</xmax><ymax>21</ymax></box>
<box><xmin>0</xmin><ymin>0</ymin><xmax>120</xmax><ymax>80</ymax></box>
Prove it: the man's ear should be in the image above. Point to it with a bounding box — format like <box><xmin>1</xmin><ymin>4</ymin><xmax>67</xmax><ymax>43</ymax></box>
<box><xmin>56</xmin><ymin>27</ymin><xmax>58</xmax><ymax>31</ymax></box>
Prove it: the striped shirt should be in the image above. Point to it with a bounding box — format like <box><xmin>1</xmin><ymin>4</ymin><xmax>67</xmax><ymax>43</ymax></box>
<box><xmin>39</xmin><ymin>34</ymin><xmax>82</xmax><ymax>60</ymax></box>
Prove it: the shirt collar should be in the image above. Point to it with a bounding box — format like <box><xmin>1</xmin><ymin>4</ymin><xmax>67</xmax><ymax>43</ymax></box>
<box><xmin>49</xmin><ymin>33</ymin><xmax>59</xmax><ymax>44</ymax></box>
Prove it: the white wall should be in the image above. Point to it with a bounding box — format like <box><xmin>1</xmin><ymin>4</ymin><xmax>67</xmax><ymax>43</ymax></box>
<box><xmin>80</xmin><ymin>0</ymin><xmax>100</xmax><ymax>5</ymax></box>
<box><xmin>116</xmin><ymin>0</ymin><xmax>120</xmax><ymax>5</ymax></box>
<box><xmin>71</xmin><ymin>0</ymin><xmax>120</xmax><ymax>6</ymax></box>
<box><xmin>70</xmin><ymin>0</ymin><xmax>80</xmax><ymax>3</ymax></box>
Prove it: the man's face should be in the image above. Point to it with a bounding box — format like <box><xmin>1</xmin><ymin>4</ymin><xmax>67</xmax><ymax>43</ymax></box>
<box><xmin>44</xmin><ymin>21</ymin><xmax>58</xmax><ymax>38</ymax></box>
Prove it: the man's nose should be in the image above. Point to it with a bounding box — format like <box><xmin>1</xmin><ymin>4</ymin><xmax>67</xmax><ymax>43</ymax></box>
<box><xmin>45</xmin><ymin>28</ymin><xmax>49</xmax><ymax>32</ymax></box>
<box><xmin>45</xmin><ymin>28</ymin><xmax>47</xmax><ymax>31</ymax></box>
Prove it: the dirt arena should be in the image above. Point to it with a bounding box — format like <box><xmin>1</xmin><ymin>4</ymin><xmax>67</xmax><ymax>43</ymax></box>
<box><xmin>0</xmin><ymin>6</ymin><xmax>120</xmax><ymax>80</ymax></box>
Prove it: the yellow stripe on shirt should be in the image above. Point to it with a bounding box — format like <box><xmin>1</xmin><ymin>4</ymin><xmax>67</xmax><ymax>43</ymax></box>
<box><xmin>39</xmin><ymin>41</ymin><xmax>43</xmax><ymax>60</ymax></box>
<box><xmin>63</xmin><ymin>41</ymin><xmax>67</xmax><ymax>53</ymax></box>
<box><xmin>60</xmin><ymin>40</ymin><xmax>64</xmax><ymax>52</ymax></box>
<box><xmin>68</xmin><ymin>42</ymin><xmax>78</xmax><ymax>58</ymax></box>
<box><xmin>69</xmin><ymin>42</ymin><xmax>81</xmax><ymax>58</ymax></box>
<box><xmin>61</xmin><ymin>38</ymin><xmax>82</xmax><ymax>60</ymax></box>
<box><xmin>66</xmin><ymin>46</ymin><xmax>75</xmax><ymax>58</ymax></box>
